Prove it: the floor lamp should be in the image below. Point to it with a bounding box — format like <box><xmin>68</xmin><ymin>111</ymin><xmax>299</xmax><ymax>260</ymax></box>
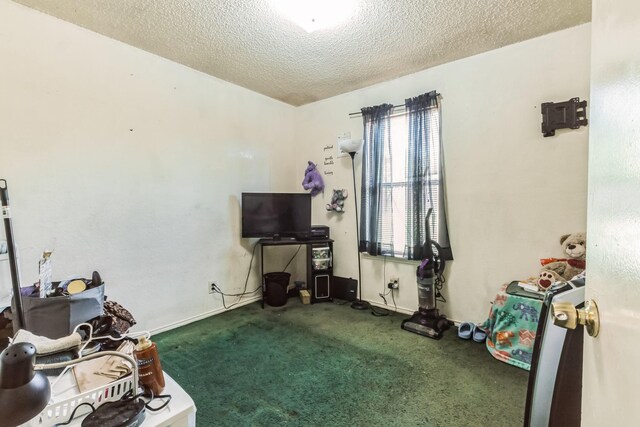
<box><xmin>338</xmin><ymin>139</ymin><xmax>369</xmax><ymax>310</ymax></box>
<box><xmin>0</xmin><ymin>179</ymin><xmax>25</xmax><ymax>328</ymax></box>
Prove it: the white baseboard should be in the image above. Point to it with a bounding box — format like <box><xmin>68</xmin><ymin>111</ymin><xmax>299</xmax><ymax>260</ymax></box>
<box><xmin>149</xmin><ymin>295</ymin><xmax>464</xmax><ymax>336</ymax></box>
<box><xmin>150</xmin><ymin>296</ymin><xmax>261</xmax><ymax>335</ymax></box>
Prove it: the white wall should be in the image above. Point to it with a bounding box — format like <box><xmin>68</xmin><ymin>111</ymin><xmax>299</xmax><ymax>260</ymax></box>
<box><xmin>0</xmin><ymin>0</ymin><xmax>299</xmax><ymax>332</ymax></box>
<box><xmin>296</xmin><ymin>24</ymin><xmax>591</xmax><ymax>323</ymax></box>
<box><xmin>0</xmin><ymin>0</ymin><xmax>592</xmax><ymax>331</ymax></box>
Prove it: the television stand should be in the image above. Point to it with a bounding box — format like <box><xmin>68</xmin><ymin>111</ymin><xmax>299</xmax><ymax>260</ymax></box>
<box><xmin>267</xmin><ymin>236</ymin><xmax>297</xmax><ymax>242</ymax></box>
<box><xmin>258</xmin><ymin>238</ymin><xmax>334</xmax><ymax>307</ymax></box>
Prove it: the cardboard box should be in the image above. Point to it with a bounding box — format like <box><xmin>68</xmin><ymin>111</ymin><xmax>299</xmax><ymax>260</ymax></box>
<box><xmin>299</xmin><ymin>289</ymin><xmax>311</xmax><ymax>305</ymax></box>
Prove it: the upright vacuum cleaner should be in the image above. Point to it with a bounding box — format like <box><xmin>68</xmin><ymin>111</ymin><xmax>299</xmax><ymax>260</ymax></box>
<box><xmin>401</xmin><ymin>208</ymin><xmax>450</xmax><ymax>339</ymax></box>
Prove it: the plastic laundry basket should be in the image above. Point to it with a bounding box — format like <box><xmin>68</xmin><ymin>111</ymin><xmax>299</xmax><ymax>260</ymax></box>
<box><xmin>264</xmin><ymin>272</ymin><xmax>291</xmax><ymax>307</ymax></box>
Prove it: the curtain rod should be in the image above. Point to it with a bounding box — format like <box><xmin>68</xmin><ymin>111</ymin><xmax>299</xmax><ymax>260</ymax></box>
<box><xmin>348</xmin><ymin>93</ymin><xmax>442</xmax><ymax>117</ymax></box>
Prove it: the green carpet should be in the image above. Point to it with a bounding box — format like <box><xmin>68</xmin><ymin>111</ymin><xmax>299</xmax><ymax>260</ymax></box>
<box><xmin>155</xmin><ymin>301</ymin><xmax>528</xmax><ymax>426</ymax></box>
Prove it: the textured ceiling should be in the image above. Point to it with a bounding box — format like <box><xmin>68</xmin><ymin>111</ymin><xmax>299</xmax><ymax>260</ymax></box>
<box><xmin>12</xmin><ymin>0</ymin><xmax>591</xmax><ymax>106</ymax></box>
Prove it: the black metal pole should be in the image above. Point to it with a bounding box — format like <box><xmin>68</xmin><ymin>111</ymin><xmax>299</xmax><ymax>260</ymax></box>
<box><xmin>349</xmin><ymin>153</ymin><xmax>368</xmax><ymax>310</ymax></box>
<box><xmin>347</xmin><ymin>93</ymin><xmax>441</xmax><ymax>116</ymax></box>
<box><xmin>0</xmin><ymin>179</ymin><xmax>25</xmax><ymax>327</ymax></box>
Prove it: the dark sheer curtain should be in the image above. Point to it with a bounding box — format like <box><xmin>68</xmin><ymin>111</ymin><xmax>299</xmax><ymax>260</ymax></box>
<box><xmin>405</xmin><ymin>91</ymin><xmax>453</xmax><ymax>260</ymax></box>
<box><xmin>359</xmin><ymin>103</ymin><xmax>394</xmax><ymax>256</ymax></box>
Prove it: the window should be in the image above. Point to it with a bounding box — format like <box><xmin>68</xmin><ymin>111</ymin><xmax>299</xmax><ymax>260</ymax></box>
<box><xmin>359</xmin><ymin>92</ymin><xmax>451</xmax><ymax>261</ymax></box>
<box><xmin>382</xmin><ymin>110</ymin><xmax>441</xmax><ymax>258</ymax></box>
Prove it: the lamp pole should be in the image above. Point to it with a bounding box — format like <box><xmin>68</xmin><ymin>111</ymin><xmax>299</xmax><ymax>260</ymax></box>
<box><xmin>0</xmin><ymin>180</ymin><xmax>25</xmax><ymax>327</ymax></box>
<box><xmin>349</xmin><ymin>152</ymin><xmax>368</xmax><ymax>310</ymax></box>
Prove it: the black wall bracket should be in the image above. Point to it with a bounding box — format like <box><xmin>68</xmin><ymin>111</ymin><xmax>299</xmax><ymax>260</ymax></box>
<box><xmin>541</xmin><ymin>97</ymin><xmax>588</xmax><ymax>137</ymax></box>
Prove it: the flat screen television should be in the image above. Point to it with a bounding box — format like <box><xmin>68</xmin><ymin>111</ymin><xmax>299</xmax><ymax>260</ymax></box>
<box><xmin>241</xmin><ymin>193</ymin><xmax>311</xmax><ymax>240</ymax></box>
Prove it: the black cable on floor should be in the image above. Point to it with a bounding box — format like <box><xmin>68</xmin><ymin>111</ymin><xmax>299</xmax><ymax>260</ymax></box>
<box><xmin>211</xmin><ymin>242</ymin><xmax>261</xmax><ymax>310</ymax></box>
<box><xmin>370</xmin><ymin>305</ymin><xmax>390</xmax><ymax>316</ymax></box>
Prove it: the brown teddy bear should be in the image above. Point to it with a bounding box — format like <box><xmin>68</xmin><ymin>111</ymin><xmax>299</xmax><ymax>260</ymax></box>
<box><xmin>537</xmin><ymin>232</ymin><xmax>586</xmax><ymax>290</ymax></box>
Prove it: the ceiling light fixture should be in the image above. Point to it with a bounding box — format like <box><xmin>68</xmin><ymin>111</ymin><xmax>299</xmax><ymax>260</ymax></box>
<box><xmin>269</xmin><ymin>0</ymin><xmax>357</xmax><ymax>33</ymax></box>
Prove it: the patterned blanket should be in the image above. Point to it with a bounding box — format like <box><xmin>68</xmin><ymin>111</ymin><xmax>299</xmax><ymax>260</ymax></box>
<box><xmin>481</xmin><ymin>281</ymin><xmax>543</xmax><ymax>371</ymax></box>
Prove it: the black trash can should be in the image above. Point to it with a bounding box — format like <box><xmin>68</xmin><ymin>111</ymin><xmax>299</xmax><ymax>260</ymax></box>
<box><xmin>264</xmin><ymin>272</ymin><xmax>291</xmax><ymax>307</ymax></box>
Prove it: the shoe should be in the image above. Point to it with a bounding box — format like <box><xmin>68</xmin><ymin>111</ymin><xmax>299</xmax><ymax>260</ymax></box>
<box><xmin>472</xmin><ymin>324</ymin><xmax>487</xmax><ymax>343</ymax></box>
<box><xmin>457</xmin><ymin>322</ymin><xmax>474</xmax><ymax>340</ymax></box>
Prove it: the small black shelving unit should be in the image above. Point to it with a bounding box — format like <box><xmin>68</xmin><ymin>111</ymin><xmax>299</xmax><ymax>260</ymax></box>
<box><xmin>306</xmin><ymin>240</ymin><xmax>333</xmax><ymax>303</ymax></box>
<box><xmin>258</xmin><ymin>238</ymin><xmax>334</xmax><ymax>307</ymax></box>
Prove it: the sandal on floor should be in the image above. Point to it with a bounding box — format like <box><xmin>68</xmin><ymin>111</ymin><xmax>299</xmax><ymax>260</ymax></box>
<box><xmin>457</xmin><ymin>322</ymin><xmax>474</xmax><ymax>339</ymax></box>
<box><xmin>472</xmin><ymin>324</ymin><xmax>487</xmax><ymax>343</ymax></box>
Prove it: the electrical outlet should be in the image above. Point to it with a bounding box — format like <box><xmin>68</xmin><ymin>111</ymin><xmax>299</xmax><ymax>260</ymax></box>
<box><xmin>209</xmin><ymin>282</ymin><xmax>217</xmax><ymax>294</ymax></box>
<box><xmin>387</xmin><ymin>280</ymin><xmax>399</xmax><ymax>290</ymax></box>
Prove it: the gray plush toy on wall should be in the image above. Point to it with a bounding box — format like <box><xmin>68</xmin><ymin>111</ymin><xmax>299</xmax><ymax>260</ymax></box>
<box><xmin>326</xmin><ymin>189</ymin><xmax>348</xmax><ymax>213</ymax></box>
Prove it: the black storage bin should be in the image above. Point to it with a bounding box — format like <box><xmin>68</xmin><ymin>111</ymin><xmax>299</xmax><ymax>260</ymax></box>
<box><xmin>16</xmin><ymin>282</ymin><xmax>105</xmax><ymax>339</ymax></box>
<box><xmin>264</xmin><ymin>272</ymin><xmax>290</xmax><ymax>307</ymax></box>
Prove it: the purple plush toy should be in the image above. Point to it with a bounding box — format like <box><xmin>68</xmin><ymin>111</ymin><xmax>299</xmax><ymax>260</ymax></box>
<box><xmin>302</xmin><ymin>161</ymin><xmax>325</xmax><ymax>197</ymax></box>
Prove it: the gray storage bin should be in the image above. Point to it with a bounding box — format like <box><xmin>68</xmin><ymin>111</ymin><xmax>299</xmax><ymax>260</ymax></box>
<box><xmin>17</xmin><ymin>283</ymin><xmax>105</xmax><ymax>339</ymax></box>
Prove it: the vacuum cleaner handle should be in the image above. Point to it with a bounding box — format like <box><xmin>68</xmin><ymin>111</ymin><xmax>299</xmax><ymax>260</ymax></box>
<box><xmin>417</xmin><ymin>209</ymin><xmax>436</xmax><ymax>279</ymax></box>
<box><xmin>422</xmin><ymin>208</ymin><xmax>435</xmax><ymax>261</ymax></box>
